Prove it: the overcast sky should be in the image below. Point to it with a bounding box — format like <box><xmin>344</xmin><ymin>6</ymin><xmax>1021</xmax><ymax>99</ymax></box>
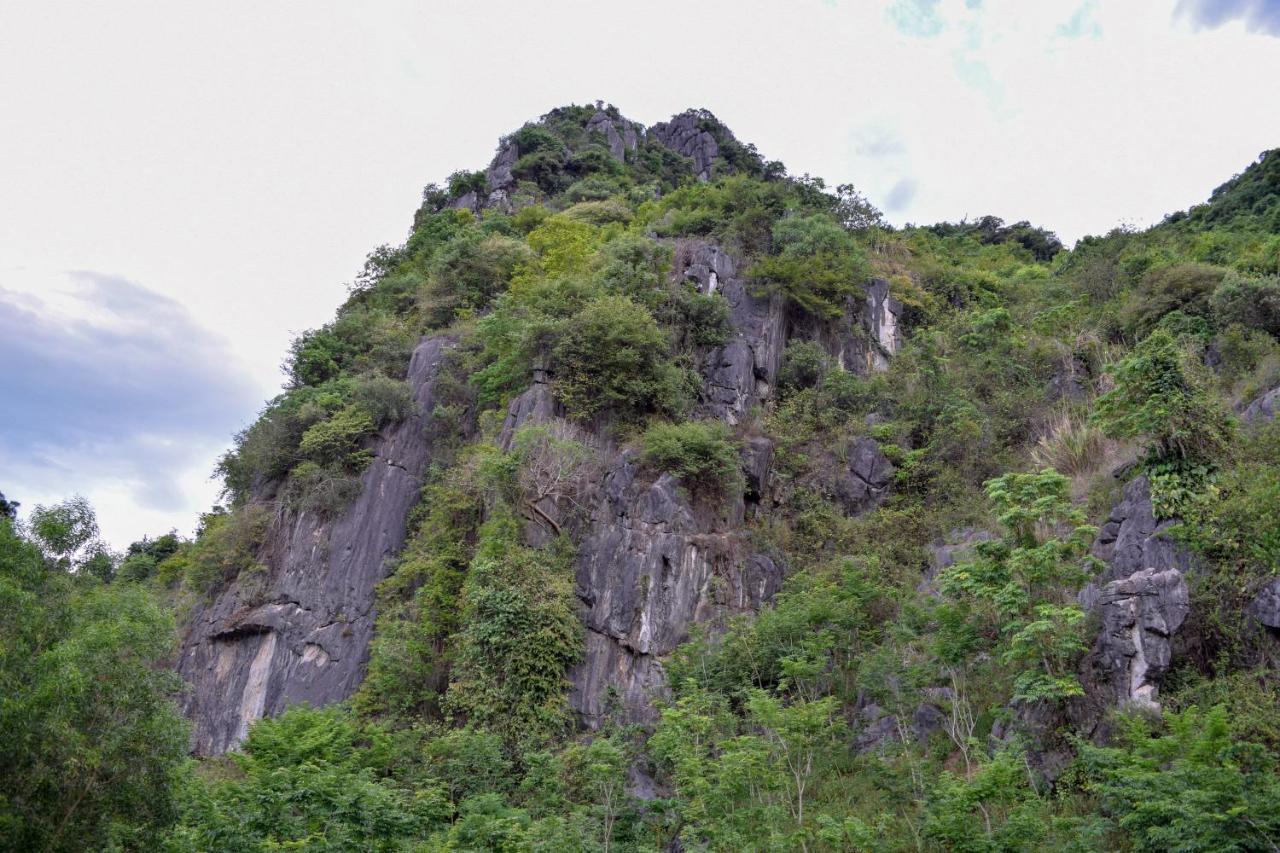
<box><xmin>2</xmin><ymin>0</ymin><xmax>1278</xmax><ymax>550</ymax></box>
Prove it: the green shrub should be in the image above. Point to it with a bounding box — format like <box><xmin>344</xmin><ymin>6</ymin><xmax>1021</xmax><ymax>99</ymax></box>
<box><xmin>298</xmin><ymin>404</ymin><xmax>376</xmax><ymax>470</ymax></box>
<box><xmin>1211</xmin><ymin>271</ymin><xmax>1280</xmax><ymax>337</ymax></box>
<box><xmin>641</xmin><ymin>420</ymin><xmax>741</xmax><ymax>494</ymax></box>
<box><xmin>1080</xmin><ymin>705</ymin><xmax>1280</xmax><ymax>852</ymax></box>
<box><xmin>777</xmin><ymin>340</ymin><xmax>829</xmax><ymax>394</ymax></box>
<box><xmin>283</xmin><ymin>461</ymin><xmax>363</xmax><ymax>516</ymax></box>
<box><xmin>183</xmin><ymin>505</ymin><xmax>271</xmax><ymax>594</ymax></box>
<box><xmin>1119</xmin><ymin>262</ymin><xmax>1225</xmax><ymax>339</ymax></box>
<box><xmin>750</xmin><ymin>213</ymin><xmax>869</xmax><ymax>318</ymax></box>
<box><xmin>1093</xmin><ymin>329</ymin><xmax>1234</xmax><ymax>463</ymax></box>
<box><xmin>425</xmin><ymin>233</ymin><xmax>533</xmax><ymax>325</ymax></box>
<box><xmin>351</xmin><ymin>374</ymin><xmax>414</xmax><ymax>425</ymax></box>
<box><xmin>561</xmin><ymin>199</ymin><xmax>632</xmax><ymax>226</ymax></box>
<box><xmin>444</xmin><ymin>521</ymin><xmax>580</xmax><ymax>744</ymax></box>
<box><xmin>551</xmin><ymin>294</ymin><xmax>683</xmax><ymax>421</ymax></box>
<box><xmin>564</xmin><ymin>175</ymin><xmax>623</xmax><ymax>203</ymax></box>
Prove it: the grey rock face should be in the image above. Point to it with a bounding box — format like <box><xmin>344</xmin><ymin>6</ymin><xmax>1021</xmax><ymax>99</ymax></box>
<box><xmin>1243</xmin><ymin>385</ymin><xmax>1280</xmax><ymax>423</ymax></box>
<box><xmin>676</xmin><ymin>239</ymin><xmax>787</xmax><ymax>424</ymax></box>
<box><xmin>833</xmin><ymin>437</ymin><xmax>894</xmax><ymax>516</ymax></box>
<box><xmin>568</xmin><ymin>452</ymin><xmax>782</xmax><ymax>727</ymax></box>
<box><xmin>1084</xmin><ymin>475</ymin><xmax>1194</xmax><ymax>598</ymax></box>
<box><xmin>741</xmin><ymin>437</ymin><xmax>774</xmax><ymax>504</ymax></box>
<box><xmin>484</xmin><ymin>140</ymin><xmax>520</xmax><ymax>208</ymax></box>
<box><xmin>1249</xmin><ymin>578</ymin><xmax>1280</xmax><ymax>630</ymax></box>
<box><xmin>650</xmin><ymin>112</ymin><xmax>720</xmax><ymax>181</ymax></box>
<box><xmin>585</xmin><ymin>109</ymin><xmax>640</xmax><ymax>162</ymax></box>
<box><xmin>789</xmin><ymin>279</ymin><xmax>901</xmax><ymax>374</ymax></box>
<box><xmin>177</xmin><ymin>337</ymin><xmax>453</xmax><ymax>755</ymax></box>
<box><xmin>1084</xmin><ymin>567</ymin><xmax>1189</xmax><ymax>711</ymax></box>
<box><xmin>1046</xmin><ymin>354</ymin><xmax>1090</xmax><ymax>402</ymax></box>
<box><xmin>863</xmin><ymin>279</ymin><xmax>903</xmax><ymax>372</ymax></box>
<box><xmin>498</xmin><ymin>378</ymin><xmax>560</xmax><ymax>450</ymax></box>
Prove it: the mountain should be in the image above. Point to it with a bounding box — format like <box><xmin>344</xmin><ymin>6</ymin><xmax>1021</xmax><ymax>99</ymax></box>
<box><xmin>5</xmin><ymin>104</ymin><xmax>1280</xmax><ymax>850</ymax></box>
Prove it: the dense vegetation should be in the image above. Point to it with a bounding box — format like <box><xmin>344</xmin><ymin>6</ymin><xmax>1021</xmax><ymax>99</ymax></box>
<box><xmin>3</xmin><ymin>105</ymin><xmax>1280</xmax><ymax>851</ymax></box>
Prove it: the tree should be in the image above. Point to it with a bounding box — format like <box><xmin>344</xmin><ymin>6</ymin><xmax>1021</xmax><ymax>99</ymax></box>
<box><xmin>0</xmin><ymin>517</ymin><xmax>188</xmax><ymax>851</ymax></box>
<box><xmin>1092</xmin><ymin>328</ymin><xmax>1233</xmax><ymax>464</ymax></box>
<box><xmin>28</xmin><ymin>495</ymin><xmax>101</xmax><ymax>571</ymax></box>
<box><xmin>551</xmin><ymin>294</ymin><xmax>681</xmax><ymax>422</ymax></box>
<box><xmin>1081</xmin><ymin>705</ymin><xmax>1280</xmax><ymax>852</ymax></box>
<box><xmin>939</xmin><ymin>470</ymin><xmax>1097</xmax><ymax>703</ymax></box>
<box><xmin>0</xmin><ymin>490</ymin><xmax>17</xmax><ymax>519</ymax></box>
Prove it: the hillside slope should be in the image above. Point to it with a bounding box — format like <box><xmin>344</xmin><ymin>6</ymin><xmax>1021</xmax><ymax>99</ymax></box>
<box><xmin>10</xmin><ymin>105</ymin><xmax>1279</xmax><ymax>850</ymax></box>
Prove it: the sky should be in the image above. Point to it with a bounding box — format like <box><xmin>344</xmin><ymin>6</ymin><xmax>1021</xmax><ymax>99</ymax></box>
<box><xmin>2</xmin><ymin>0</ymin><xmax>1278</xmax><ymax>550</ymax></box>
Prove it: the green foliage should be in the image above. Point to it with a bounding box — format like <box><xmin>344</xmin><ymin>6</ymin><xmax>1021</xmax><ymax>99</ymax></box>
<box><xmin>168</xmin><ymin>707</ymin><xmax>448</xmax><ymax>851</ymax></box>
<box><xmin>444</xmin><ymin>519</ymin><xmax>581</xmax><ymax>744</ymax></box>
<box><xmin>1080</xmin><ymin>705</ymin><xmax>1280</xmax><ymax>852</ymax></box>
<box><xmin>28</xmin><ymin>495</ymin><xmax>102</xmax><ymax>571</ymax></box>
<box><xmin>640</xmin><ymin>420</ymin><xmax>741</xmax><ymax>494</ymax></box>
<box><xmin>751</xmin><ymin>213</ymin><xmax>869</xmax><ymax>318</ymax></box>
<box><xmin>777</xmin><ymin>340</ymin><xmax>829</xmax><ymax>394</ymax></box>
<box><xmin>1211</xmin><ymin>270</ymin><xmax>1280</xmax><ymax>337</ymax></box>
<box><xmin>1119</xmin><ymin>262</ymin><xmax>1224</xmax><ymax>338</ymax></box>
<box><xmin>1093</xmin><ymin>328</ymin><xmax>1234</xmax><ymax>464</ymax></box>
<box><xmin>298</xmin><ymin>404</ymin><xmax>375</xmax><ymax>470</ymax></box>
<box><xmin>179</xmin><ymin>505</ymin><xmax>271</xmax><ymax>595</ymax></box>
<box><xmin>0</xmin><ymin>518</ymin><xmax>188</xmax><ymax>851</ymax></box>
<box><xmin>424</xmin><ymin>233</ymin><xmax>533</xmax><ymax>325</ymax></box>
<box><xmin>551</xmin><ymin>294</ymin><xmax>683</xmax><ymax>422</ymax></box>
<box><xmin>939</xmin><ymin>471</ymin><xmax>1097</xmax><ymax>702</ymax></box>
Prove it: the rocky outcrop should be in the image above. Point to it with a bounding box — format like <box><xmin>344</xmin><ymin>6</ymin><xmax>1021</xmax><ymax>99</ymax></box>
<box><xmin>832</xmin><ymin>437</ymin><xmax>894</xmax><ymax>516</ymax></box>
<box><xmin>1242</xmin><ymin>385</ymin><xmax>1280</xmax><ymax>423</ymax></box>
<box><xmin>863</xmin><ymin>279</ymin><xmax>903</xmax><ymax>371</ymax></box>
<box><xmin>790</xmin><ymin>279</ymin><xmax>902</xmax><ymax>374</ymax></box>
<box><xmin>677</xmin><ymin>239</ymin><xmax>787</xmax><ymax>424</ymax></box>
<box><xmin>585</xmin><ymin>109</ymin><xmax>640</xmax><ymax>162</ymax></box>
<box><xmin>1080</xmin><ymin>475</ymin><xmax>1195</xmax><ymax>714</ymax></box>
<box><xmin>177</xmin><ymin>336</ymin><xmax>454</xmax><ymax>755</ymax></box>
<box><xmin>1083</xmin><ymin>476</ymin><xmax>1194</xmax><ymax>598</ymax></box>
<box><xmin>1249</xmin><ymin>578</ymin><xmax>1280</xmax><ymax>630</ymax></box>
<box><xmin>569</xmin><ymin>452</ymin><xmax>783</xmax><ymax>727</ymax></box>
<box><xmin>1084</xmin><ymin>567</ymin><xmax>1189</xmax><ymax>711</ymax></box>
<box><xmin>484</xmin><ymin>139</ymin><xmax>520</xmax><ymax>209</ymax></box>
<box><xmin>1046</xmin><ymin>354</ymin><xmax>1090</xmax><ymax>402</ymax></box>
<box><xmin>650</xmin><ymin>112</ymin><xmax>720</xmax><ymax>181</ymax></box>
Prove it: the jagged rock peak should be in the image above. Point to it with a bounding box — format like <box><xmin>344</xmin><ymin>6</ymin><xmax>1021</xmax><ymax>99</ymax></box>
<box><xmin>445</xmin><ymin>103</ymin><xmax>769</xmax><ymax>211</ymax></box>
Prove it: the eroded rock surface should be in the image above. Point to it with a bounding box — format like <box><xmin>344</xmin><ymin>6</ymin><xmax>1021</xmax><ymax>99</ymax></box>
<box><xmin>676</xmin><ymin>239</ymin><xmax>787</xmax><ymax>424</ymax></box>
<box><xmin>833</xmin><ymin>437</ymin><xmax>894</xmax><ymax>516</ymax></box>
<box><xmin>1080</xmin><ymin>475</ymin><xmax>1195</xmax><ymax>713</ymax></box>
<box><xmin>650</xmin><ymin>111</ymin><xmax>720</xmax><ymax>181</ymax></box>
<box><xmin>1085</xmin><ymin>568</ymin><xmax>1189</xmax><ymax>711</ymax></box>
<box><xmin>585</xmin><ymin>109</ymin><xmax>640</xmax><ymax>161</ymax></box>
<box><xmin>569</xmin><ymin>452</ymin><xmax>782</xmax><ymax>727</ymax></box>
<box><xmin>177</xmin><ymin>336</ymin><xmax>453</xmax><ymax>754</ymax></box>
<box><xmin>1243</xmin><ymin>384</ymin><xmax>1280</xmax><ymax>423</ymax></box>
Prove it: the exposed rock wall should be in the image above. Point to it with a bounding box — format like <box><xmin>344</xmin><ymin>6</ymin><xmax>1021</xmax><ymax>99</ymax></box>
<box><xmin>177</xmin><ymin>336</ymin><xmax>453</xmax><ymax>754</ymax></box>
<box><xmin>1079</xmin><ymin>475</ymin><xmax>1195</xmax><ymax>713</ymax></box>
<box><xmin>676</xmin><ymin>239</ymin><xmax>787</xmax><ymax>424</ymax></box>
<box><xmin>568</xmin><ymin>453</ymin><xmax>782</xmax><ymax>726</ymax></box>
<box><xmin>650</xmin><ymin>112</ymin><xmax>720</xmax><ymax>181</ymax></box>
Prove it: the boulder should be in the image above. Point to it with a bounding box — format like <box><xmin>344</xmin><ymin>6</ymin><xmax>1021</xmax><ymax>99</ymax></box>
<box><xmin>833</xmin><ymin>437</ymin><xmax>894</xmax><ymax>516</ymax></box>
<box><xmin>1242</xmin><ymin>385</ymin><xmax>1280</xmax><ymax>424</ymax></box>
